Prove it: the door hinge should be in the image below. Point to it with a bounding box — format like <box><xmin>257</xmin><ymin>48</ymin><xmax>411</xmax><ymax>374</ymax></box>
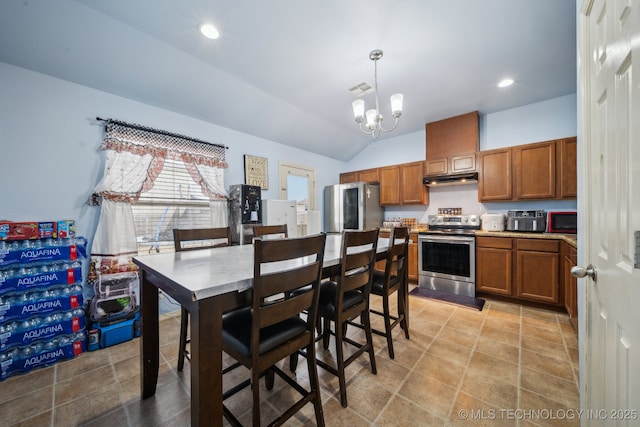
<box><xmin>635</xmin><ymin>231</ymin><xmax>640</xmax><ymax>269</ymax></box>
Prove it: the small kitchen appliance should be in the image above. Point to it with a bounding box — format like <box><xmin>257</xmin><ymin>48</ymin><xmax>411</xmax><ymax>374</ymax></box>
<box><xmin>505</xmin><ymin>210</ymin><xmax>546</xmax><ymax>232</ymax></box>
<box><xmin>546</xmin><ymin>211</ymin><xmax>577</xmax><ymax>234</ymax></box>
<box><xmin>228</xmin><ymin>184</ymin><xmax>262</xmax><ymax>244</ymax></box>
<box><xmin>480</xmin><ymin>213</ymin><xmax>505</xmax><ymax>231</ymax></box>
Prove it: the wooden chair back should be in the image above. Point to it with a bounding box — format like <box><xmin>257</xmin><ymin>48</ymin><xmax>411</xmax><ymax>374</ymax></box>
<box><xmin>382</xmin><ymin>226</ymin><xmax>410</xmax><ymax>291</ymax></box>
<box><xmin>173</xmin><ymin>227</ymin><xmax>231</xmax><ymax>252</ymax></box>
<box><xmin>251</xmin><ymin>234</ymin><xmax>326</xmax><ymax>355</ymax></box>
<box><xmin>339</xmin><ymin>229</ymin><xmax>379</xmax><ymax>295</ymax></box>
<box><xmin>253</xmin><ymin>224</ymin><xmax>288</xmax><ymax>241</ymax></box>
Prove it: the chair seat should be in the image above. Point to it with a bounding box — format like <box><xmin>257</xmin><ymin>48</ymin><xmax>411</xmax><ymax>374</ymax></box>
<box><xmin>370</xmin><ymin>270</ymin><xmax>398</xmax><ymax>295</ymax></box>
<box><xmin>318</xmin><ymin>281</ymin><xmax>364</xmax><ymax>318</ymax></box>
<box><xmin>222</xmin><ymin>307</ymin><xmax>307</xmax><ymax>357</ymax></box>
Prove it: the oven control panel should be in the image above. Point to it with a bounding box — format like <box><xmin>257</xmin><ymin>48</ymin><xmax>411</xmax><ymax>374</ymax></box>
<box><xmin>427</xmin><ymin>214</ymin><xmax>480</xmax><ymax>228</ymax></box>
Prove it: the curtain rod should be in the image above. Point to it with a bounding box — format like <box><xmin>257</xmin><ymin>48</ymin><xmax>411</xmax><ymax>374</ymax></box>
<box><xmin>96</xmin><ymin>117</ymin><xmax>229</xmax><ymax>150</ymax></box>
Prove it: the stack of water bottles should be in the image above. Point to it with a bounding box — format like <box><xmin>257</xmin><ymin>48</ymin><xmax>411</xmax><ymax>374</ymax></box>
<box><xmin>0</xmin><ymin>220</ymin><xmax>87</xmax><ymax>381</ymax></box>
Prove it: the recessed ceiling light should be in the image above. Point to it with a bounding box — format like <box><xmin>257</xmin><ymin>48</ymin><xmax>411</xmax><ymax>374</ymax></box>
<box><xmin>498</xmin><ymin>78</ymin><xmax>514</xmax><ymax>88</ymax></box>
<box><xmin>199</xmin><ymin>23</ymin><xmax>219</xmax><ymax>40</ymax></box>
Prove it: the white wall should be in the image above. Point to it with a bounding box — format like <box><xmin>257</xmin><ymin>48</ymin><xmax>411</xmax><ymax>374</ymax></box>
<box><xmin>0</xmin><ymin>62</ymin><xmax>345</xmax><ymax>247</ymax></box>
<box><xmin>346</xmin><ymin>94</ymin><xmax>578</xmax><ymax>223</ymax></box>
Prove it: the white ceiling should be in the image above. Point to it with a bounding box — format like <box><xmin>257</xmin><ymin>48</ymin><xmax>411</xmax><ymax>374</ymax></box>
<box><xmin>0</xmin><ymin>0</ymin><xmax>577</xmax><ymax>162</ymax></box>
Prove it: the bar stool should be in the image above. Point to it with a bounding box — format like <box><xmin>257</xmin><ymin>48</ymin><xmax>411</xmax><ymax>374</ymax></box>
<box><xmin>314</xmin><ymin>229</ymin><xmax>379</xmax><ymax>407</ymax></box>
<box><xmin>370</xmin><ymin>226</ymin><xmax>410</xmax><ymax>359</ymax></box>
<box><xmin>172</xmin><ymin>227</ymin><xmax>231</xmax><ymax>372</ymax></box>
<box><xmin>221</xmin><ymin>234</ymin><xmax>327</xmax><ymax>427</ymax></box>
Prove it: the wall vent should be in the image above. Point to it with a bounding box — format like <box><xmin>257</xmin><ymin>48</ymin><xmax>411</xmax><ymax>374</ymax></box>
<box><xmin>347</xmin><ymin>82</ymin><xmax>373</xmax><ymax>97</ymax></box>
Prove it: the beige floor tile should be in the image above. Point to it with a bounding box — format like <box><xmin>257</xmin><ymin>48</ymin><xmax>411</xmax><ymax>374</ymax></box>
<box><xmin>0</xmin><ymin>295</ymin><xmax>582</xmax><ymax>427</ymax></box>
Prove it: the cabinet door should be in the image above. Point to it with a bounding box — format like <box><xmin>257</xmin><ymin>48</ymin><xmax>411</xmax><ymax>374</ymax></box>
<box><xmin>357</xmin><ymin>168</ymin><xmax>380</xmax><ymax>183</ymax></box>
<box><xmin>425</xmin><ymin>158</ymin><xmax>447</xmax><ymax>175</ymax></box>
<box><xmin>516</xmin><ymin>250</ymin><xmax>559</xmax><ymax>303</ymax></box>
<box><xmin>557</xmin><ymin>137</ymin><xmax>577</xmax><ymax>198</ymax></box>
<box><xmin>476</xmin><ymin>246</ymin><xmax>513</xmax><ymax>295</ymax></box>
<box><xmin>450</xmin><ymin>153</ymin><xmax>476</xmax><ymax>173</ymax></box>
<box><xmin>476</xmin><ymin>237</ymin><xmax>513</xmax><ymax>295</ymax></box>
<box><xmin>340</xmin><ymin>171</ymin><xmax>358</xmax><ymax>184</ymax></box>
<box><xmin>514</xmin><ymin>141</ymin><xmax>556</xmax><ymax>199</ymax></box>
<box><xmin>379</xmin><ymin>165</ymin><xmax>400</xmax><ymax>205</ymax></box>
<box><xmin>408</xmin><ymin>233</ymin><xmax>418</xmax><ymax>283</ymax></box>
<box><xmin>400</xmin><ymin>161</ymin><xmax>427</xmax><ymax>205</ymax></box>
<box><xmin>562</xmin><ymin>242</ymin><xmax>578</xmax><ymax>328</ymax></box>
<box><xmin>478</xmin><ymin>148</ymin><xmax>512</xmax><ymax>201</ymax></box>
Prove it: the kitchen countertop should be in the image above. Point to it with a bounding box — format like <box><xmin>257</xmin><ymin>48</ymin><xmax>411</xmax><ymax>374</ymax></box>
<box><xmin>475</xmin><ymin>230</ymin><xmax>577</xmax><ymax>248</ymax></box>
<box><xmin>378</xmin><ymin>227</ymin><xmax>577</xmax><ymax>248</ymax></box>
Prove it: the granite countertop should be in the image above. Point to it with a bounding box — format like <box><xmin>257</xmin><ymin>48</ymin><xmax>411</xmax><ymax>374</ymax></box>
<box><xmin>378</xmin><ymin>227</ymin><xmax>577</xmax><ymax>248</ymax></box>
<box><xmin>475</xmin><ymin>230</ymin><xmax>577</xmax><ymax>248</ymax></box>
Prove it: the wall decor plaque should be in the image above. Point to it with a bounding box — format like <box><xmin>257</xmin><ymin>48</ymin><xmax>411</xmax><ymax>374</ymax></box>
<box><xmin>244</xmin><ymin>155</ymin><xmax>268</xmax><ymax>189</ymax></box>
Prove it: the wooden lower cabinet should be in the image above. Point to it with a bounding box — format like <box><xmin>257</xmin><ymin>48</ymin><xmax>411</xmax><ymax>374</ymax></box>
<box><xmin>516</xmin><ymin>238</ymin><xmax>559</xmax><ymax>303</ymax></box>
<box><xmin>476</xmin><ymin>236</ymin><xmax>562</xmax><ymax>306</ymax></box>
<box><xmin>476</xmin><ymin>237</ymin><xmax>513</xmax><ymax>295</ymax></box>
<box><xmin>562</xmin><ymin>241</ymin><xmax>578</xmax><ymax>328</ymax></box>
<box><xmin>408</xmin><ymin>233</ymin><xmax>418</xmax><ymax>283</ymax></box>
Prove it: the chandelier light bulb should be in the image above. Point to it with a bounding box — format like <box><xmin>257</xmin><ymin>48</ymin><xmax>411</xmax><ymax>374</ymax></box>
<box><xmin>390</xmin><ymin>93</ymin><xmax>404</xmax><ymax>117</ymax></box>
<box><xmin>352</xmin><ymin>100</ymin><xmax>365</xmax><ymax>122</ymax></box>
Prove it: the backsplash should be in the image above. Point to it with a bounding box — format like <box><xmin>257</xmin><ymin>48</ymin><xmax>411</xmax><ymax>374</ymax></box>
<box><xmin>383</xmin><ymin>183</ymin><xmax>578</xmax><ymax>224</ymax></box>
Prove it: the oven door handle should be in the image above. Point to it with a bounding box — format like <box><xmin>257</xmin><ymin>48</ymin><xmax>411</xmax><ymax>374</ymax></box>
<box><xmin>419</xmin><ymin>235</ymin><xmax>475</xmax><ymax>243</ymax></box>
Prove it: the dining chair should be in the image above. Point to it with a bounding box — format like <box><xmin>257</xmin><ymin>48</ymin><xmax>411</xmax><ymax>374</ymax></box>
<box><xmin>221</xmin><ymin>233</ymin><xmax>327</xmax><ymax>427</ymax></box>
<box><xmin>370</xmin><ymin>226</ymin><xmax>410</xmax><ymax>359</ymax></box>
<box><xmin>172</xmin><ymin>227</ymin><xmax>231</xmax><ymax>372</ymax></box>
<box><xmin>314</xmin><ymin>228</ymin><xmax>379</xmax><ymax>408</ymax></box>
<box><xmin>252</xmin><ymin>223</ymin><xmax>288</xmax><ymax>240</ymax></box>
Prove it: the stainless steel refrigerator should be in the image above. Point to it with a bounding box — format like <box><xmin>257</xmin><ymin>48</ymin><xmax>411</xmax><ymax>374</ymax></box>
<box><xmin>323</xmin><ymin>182</ymin><xmax>383</xmax><ymax>233</ymax></box>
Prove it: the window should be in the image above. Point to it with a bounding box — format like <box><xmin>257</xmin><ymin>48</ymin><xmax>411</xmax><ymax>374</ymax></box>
<box><xmin>131</xmin><ymin>158</ymin><xmax>226</xmax><ymax>254</ymax></box>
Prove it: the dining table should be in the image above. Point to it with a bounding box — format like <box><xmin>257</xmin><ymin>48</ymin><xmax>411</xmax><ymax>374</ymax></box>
<box><xmin>132</xmin><ymin>233</ymin><xmax>408</xmax><ymax>426</ymax></box>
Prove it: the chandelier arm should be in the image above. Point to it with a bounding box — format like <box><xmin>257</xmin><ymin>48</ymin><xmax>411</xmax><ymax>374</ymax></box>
<box><xmin>376</xmin><ymin>116</ymin><xmax>400</xmax><ymax>133</ymax></box>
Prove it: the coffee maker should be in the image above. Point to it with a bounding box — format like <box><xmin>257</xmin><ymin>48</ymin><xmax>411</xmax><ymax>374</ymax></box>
<box><xmin>228</xmin><ymin>184</ymin><xmax>262</xmax><ymax>244</ymax></box>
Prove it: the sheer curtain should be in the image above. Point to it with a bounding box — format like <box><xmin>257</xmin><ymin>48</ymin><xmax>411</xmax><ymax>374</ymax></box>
<box><xmin>89</xmin><ymin>120</ymin><xmax>228</xmax><ymax>280</ymax></box>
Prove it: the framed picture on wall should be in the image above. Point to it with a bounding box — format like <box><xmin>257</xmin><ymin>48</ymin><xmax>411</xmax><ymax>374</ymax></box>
<box><xmin>244</xmin><ymin>155</ymin><xmax>268</xmax><ymax>189</ymax></box>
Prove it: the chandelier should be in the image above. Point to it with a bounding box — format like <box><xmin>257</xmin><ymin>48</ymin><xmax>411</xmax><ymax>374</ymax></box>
<box><xmin>351</xmin><ymin>49</ymin><xmax>404</xmax><ymax>138</ymax></box>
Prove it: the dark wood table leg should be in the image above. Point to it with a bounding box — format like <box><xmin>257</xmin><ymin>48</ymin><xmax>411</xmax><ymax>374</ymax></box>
<box><xmin>140</xmin><ymin>270</ymin><xmax>159</xmax><ymax>398</ymax></box>
<box><xmin>189</xmin><ymin>296</ymin><xmax>223</xmax><ymax>426</ymax></box>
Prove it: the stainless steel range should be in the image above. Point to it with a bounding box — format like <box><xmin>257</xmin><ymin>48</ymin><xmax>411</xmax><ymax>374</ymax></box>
<box><xmin>418</xmin><ymin>214</ymin><xmax>480</xmax><ymax>297</ymax></box>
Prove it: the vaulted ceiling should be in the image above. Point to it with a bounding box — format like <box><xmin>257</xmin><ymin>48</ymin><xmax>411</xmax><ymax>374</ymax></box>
<box><xmin>0</xmin><ymin>0</ymin><xmax>577</xmax><ymax>161</ymax></box>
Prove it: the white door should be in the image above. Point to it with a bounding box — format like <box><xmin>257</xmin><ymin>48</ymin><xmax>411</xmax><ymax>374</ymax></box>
<box><xmin>278</xmin><ymin>162</ymin><xmax>316</xmax><ymax>236</ymax></box>
<box><xmin>579</xmin><ymin>0</ymin><xmax>640</xmax><ymax>422</ymax></box>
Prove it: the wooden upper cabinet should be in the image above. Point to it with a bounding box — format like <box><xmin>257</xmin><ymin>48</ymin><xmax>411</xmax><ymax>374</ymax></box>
<box><xmin>478</xmin><ymin>137</ymin><xmax>576</xmax><ymax>202</ymax></box>
<box><xmin>478</xmin><ymin>148</ymin><xmax>512</xmax><ymax>201</ymax></box>
<box><xmin>514</xmin><ymin>141</ymin><xmax>556</xmax><ymax>199</ymax></box>
<box><xmin>379</xmin><ymin>165</ymin><xmax>400</xmax><ymax>205</ymax></box>
<box><xmin>425</xmin><ymin>111</ymin><xmax>479</xmax><ymax>175</ymax></box>
<box><xmin>339</xmin><ymin>171</ymin><xmax>358</xmax><ymax>184</ymax></box>
<box><xmin>557</xmin><ymin>137</ymin><xmax>577</xmax><ymax>198</ymax></box>
<box><xmin>340</xmin><ymin>167</ymin><xmax>379</xmax><ymax>184</ymax></box>
<box><xmin>400</xmin><ymin>161</ymin><xmax>428</xmax><ymax>204</ymax></box>
<box><xmin>357</xmin><ymin>167</ymin><xmax>380</xmax><ymax>183</ymax></box>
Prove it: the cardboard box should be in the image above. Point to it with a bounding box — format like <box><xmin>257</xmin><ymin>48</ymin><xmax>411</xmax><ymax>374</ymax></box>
<box><xmin>0</xmin><ymin>222</ymin><xmax>38</xmax><ymax>241</ymax></box>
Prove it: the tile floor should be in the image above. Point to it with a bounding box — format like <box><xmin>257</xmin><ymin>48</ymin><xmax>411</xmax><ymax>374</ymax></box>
<box><xmin>0</xmin><ymin>289</ymin><xmax>580</xmax><ymax>426</ymax></box>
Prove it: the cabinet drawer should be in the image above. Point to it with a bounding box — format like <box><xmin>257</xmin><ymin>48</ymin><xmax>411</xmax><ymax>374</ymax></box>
<box><xmin>476</xmin><ymin>236</ymin><xmax>513</xmax><ymax>249</ymax></box>
<box><xmin>516</xmin><ymin>239</ymin><xmax>559</xmax><ymax>253</ymax></box>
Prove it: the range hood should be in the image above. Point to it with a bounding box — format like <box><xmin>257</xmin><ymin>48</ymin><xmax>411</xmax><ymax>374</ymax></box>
<box><xmin>423</xmin><ymin>172</ymin><xmax>478</xmax><ymax>187</ymax></box>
